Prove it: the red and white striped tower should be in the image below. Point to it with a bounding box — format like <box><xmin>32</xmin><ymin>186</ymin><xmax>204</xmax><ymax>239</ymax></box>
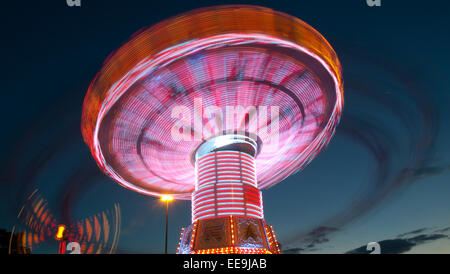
<box><xmin>178</xmin><ymin>135</ymin><xmax>280</xmax><ymax>254</ymax></box>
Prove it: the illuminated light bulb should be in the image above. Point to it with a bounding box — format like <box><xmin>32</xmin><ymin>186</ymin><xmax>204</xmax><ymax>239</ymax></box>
<box><xmin>160</xmin><ymin>195</ymin><xmax>174</xmax><ymax>202</ymax></box>
<box><xmin>55</xmin><ymin>225</ymin><xmax>66</xmax><ymax>240</ymax></box>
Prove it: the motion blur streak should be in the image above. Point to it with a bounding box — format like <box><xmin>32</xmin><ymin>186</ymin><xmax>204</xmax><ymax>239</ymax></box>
<box><xmin>9</xmin><ymin>189</ymin><xmax>121</xmax><ymax>254</ymax></box>
<box><xmin>283</xmin><ymin>48</ymin><xmax>441</xmax><ymax>249</ymax></box>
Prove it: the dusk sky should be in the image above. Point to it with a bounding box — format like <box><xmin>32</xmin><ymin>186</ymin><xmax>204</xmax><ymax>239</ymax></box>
<box><xmin>1</xmin><ymin>0</ymin><xmax>450</xmax><ymax>253</ymax></box>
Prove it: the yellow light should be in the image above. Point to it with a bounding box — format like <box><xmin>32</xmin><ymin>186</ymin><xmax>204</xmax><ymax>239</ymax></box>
<box><xmin>160</xmin><ymin>195</ymin><xmax>174</xmax><ymax>202</ymax></box>
<box><xmin>56</xmin><ymin>225</ymin><xmax>65</xmax><ymax>240</ymax></box>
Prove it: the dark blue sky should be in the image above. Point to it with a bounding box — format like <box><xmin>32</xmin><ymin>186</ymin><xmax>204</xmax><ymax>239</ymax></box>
<box><xmin>1</xmin><ymin>0</ymin><xmax>450</xmax><ymax>253</ymax></box>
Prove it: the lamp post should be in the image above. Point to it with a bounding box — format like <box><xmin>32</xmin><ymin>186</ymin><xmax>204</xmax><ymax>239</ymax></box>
<box><xmin>160</xmin><ymin>195</ymin><xmax>173</xmax><ymax>254</ymax></box>
<box><xmin>55</xmin><ymin>225</ymin><xmax>66</xmax><ymax>254</ymax></box>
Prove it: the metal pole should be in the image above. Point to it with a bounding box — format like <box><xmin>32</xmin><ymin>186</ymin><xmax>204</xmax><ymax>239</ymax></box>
<box><xmin>165</xmin><ymin>200</ymin><xmax>168</xmax><ymax>254</ymax></box>
<box><xmin>58</xmin><ymin>240</ymin><xmax>66</xmax><ymax>254</ymax></box>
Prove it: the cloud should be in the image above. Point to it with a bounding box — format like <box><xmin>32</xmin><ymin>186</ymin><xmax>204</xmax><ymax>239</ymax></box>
<box><xmin>283</xmin><ymin>247</ymin><xmax>305</xmax><ymax>254</ymax></box>
<box><xmin>347</xmin><ymin>239</ymin><xmax>414</xmax><ymax>254</ymax></box>
<box><xmin>397</xmin><ymin>227</ymin><xmax>428</xmax><ymax>238</ymax></box>
<box><xmin>434</xmin><ymin>226</ymin><xmax>450</xmax><ymax>233</ymax></box>
<box><xmin>399</xmin><ymin>165</ymin><xmax>450</xmax><ymax>185</ymax></box>
<box><xmin>285</xmin><ymin>225</ymin><xmax>450</xmax><ymax>254</ymax></box>
<box><xmin>282</xmin><ymin>226</ymin><xmax>338</xmax><ymax>253</ymax></box>
<box><xmin>346</xmin><ymin>232</ymin><xmax>449</xmax><ymax>254</ymax></box>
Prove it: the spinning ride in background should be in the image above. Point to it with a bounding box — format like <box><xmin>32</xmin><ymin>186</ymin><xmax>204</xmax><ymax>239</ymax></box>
<box><xmin>9</xmin><ymin>189</ymin><xmax>121</xmax><ymax>254</ymax></box>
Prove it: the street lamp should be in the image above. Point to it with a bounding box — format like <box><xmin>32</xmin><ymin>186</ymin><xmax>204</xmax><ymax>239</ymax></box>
<box><xmin>160</xmin><ymin>195</ymin><xmax>173</xmax><ymax>254</ymax></box>
<box><xmin>55</xmin><ymin>225</ymin><xmax>66</xmax><ymax>254</ymax></box>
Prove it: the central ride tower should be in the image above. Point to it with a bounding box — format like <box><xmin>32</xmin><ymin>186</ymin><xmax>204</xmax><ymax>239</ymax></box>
<box><xmin>178</xmin><ymin>134</ymin><xmax>280</xmax><ymax>254</ymax></box>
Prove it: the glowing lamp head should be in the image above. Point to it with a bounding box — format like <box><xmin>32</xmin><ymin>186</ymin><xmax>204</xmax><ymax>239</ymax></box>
<box><xmin>161</xmin><ymin>195</ymin><xmax>174</xmax><ymax>202</ymax></box>
<box><xmin>55</xmin><ymin>225</ymin><xmax>66</xmax><ymax>240</ymax></box>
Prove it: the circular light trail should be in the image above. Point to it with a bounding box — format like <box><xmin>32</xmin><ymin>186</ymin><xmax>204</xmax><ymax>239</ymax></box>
<box><xmin>82</xmin><ymin>5</ymin><xmax>344</xmax><ymax>200</ymax></box>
